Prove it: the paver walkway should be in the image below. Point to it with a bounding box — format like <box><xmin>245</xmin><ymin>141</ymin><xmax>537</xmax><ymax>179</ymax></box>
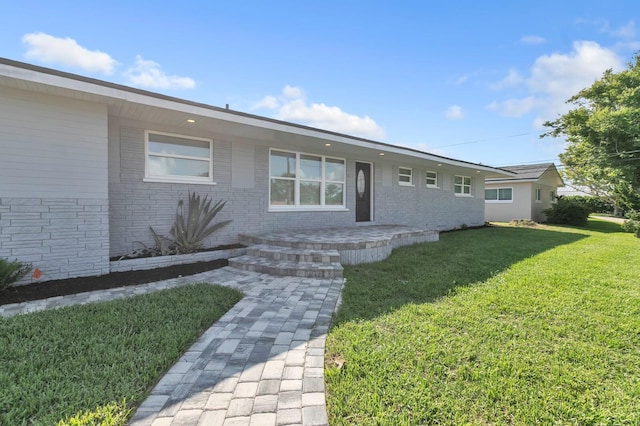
<box><xmin>1</xmin><ymin>266</ymin><xmax>344</xmax><ymax>426</ymax></box>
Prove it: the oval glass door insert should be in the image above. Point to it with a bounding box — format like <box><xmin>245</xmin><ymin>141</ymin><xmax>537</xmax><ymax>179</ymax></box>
<box><xmin>357</xmin><ymin>169</ymin><xmax>366</xmax><ymax>198</ymax></box>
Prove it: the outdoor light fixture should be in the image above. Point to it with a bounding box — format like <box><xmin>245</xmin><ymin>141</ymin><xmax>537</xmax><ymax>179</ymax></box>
<box><xmin>187</xmin><ymin>119</ymin><xmax>196</xmax><ymax>123</ymax></box>
<box><xmin>325</xmin><ymin>143</ymin><xmax>331</xmax><ymax>147</ymax></box>
<box><xmin>379</xmin><ymin>152</ymin><xmax>385</xmax><ymax>156</ymax></box>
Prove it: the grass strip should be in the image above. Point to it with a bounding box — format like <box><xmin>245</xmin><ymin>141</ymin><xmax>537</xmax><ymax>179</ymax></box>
<box><xmin>326</xmin><ymin>220</ymin><xmax>640</xmax><ymax>424</ymax></box>
<box><xmin>0</xmin><ymin>283</ymin><xmax>243</xmax><ymax>425</ymax></box>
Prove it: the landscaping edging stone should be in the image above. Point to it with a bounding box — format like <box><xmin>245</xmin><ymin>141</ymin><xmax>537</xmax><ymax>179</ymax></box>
<box><xmin>110</xmin><ymin>247</ymin><xmax>247</xmax><ymax>273</ymax></box>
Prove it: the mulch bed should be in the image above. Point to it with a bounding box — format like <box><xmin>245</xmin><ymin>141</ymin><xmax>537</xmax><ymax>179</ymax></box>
<box><xmin>0</xmin><ymin>259</ymin><xmax>228</xmax><ymax>306</ymax></box>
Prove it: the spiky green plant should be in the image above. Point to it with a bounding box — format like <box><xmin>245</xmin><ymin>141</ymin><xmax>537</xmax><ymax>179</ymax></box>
<box><xmin>0</xmin><ymin>258</ymin><xmax>32</xmax><ymax>291</ymax></box>
<box><xmin>170</xmin><ymin>192</ymin><xmax>232</xmax><ymax>253</ymax></box>
<box><xmin>148</xmin><ymin>226</ymin><xmax>175</xmax><ymax>255</ymax></box>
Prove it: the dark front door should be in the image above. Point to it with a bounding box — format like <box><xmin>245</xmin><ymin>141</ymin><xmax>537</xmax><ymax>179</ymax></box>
<box><xmin>355</xmin><ymin>162</ymin><xmax>372</xmax><ymax>222</ymax></box>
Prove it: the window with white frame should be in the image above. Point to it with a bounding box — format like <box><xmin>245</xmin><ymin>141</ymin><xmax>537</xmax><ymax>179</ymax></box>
<box><xmin>454</xmin><ymin>175</ymin><xmax>471</xmax><ymax>195</ymax></box>
<box><xmin>269</xmin><ymin>149</ymin><xmax>345</xmax><ymax>208</ymax></box>
<box><xmin>550</xmin><ymin>190</ymin><xmax>556</xmax><ymax>202</ymax></box>
<box><xmin>425</xmin><ymin>170</ymin><xmax>438</xmax><ymax>187</ymax></box>
<box><xmin>485</xmin><ymin>187</ymin><xmax>512</xmax><ymax>202</ymax></box>
<box><xmin>145</xmin><ymin>131</ymin><xmax>213</xmax><ymax>183</ymax></box>
<box><xmin>398</xmin><ymin>167</ymin><xmax>413</xmax><ymax>186</ymax></box>
<box><xmin>535</xmin><ymin>188</ymin><xmax>541</xmax><ymax>202</ymax></box>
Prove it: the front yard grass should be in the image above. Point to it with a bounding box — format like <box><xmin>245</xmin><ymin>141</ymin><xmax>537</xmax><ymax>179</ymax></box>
<box><xmin>0</xmin><ymin>283</ymin><xmax>243</xmax><ymax>425</ymax></box>
<box><xmin>326</xmin><ymin>219</ymin><xmax>640</xmax><ymax>425</ymax></box>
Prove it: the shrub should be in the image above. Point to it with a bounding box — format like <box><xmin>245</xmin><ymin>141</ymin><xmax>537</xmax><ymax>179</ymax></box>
<box><xmin>564</xmin><ymin>195</ymin><xmax>614</xmax><ymax>214</ymax></box>
<box><xmin>0</xmin><ymin>258</ymin><xmax>32</xmax><ymax>291</ymax></box>
<box><xmin>622</xmin><ymin>211</ymin><xmax>640</xmax><ymax>238</ymax></box>
<box><xmin>171</xmin><ymin>192</ymin><xmax>232</xmax><ymax>254</ymax></box>
<box><xmin>543</xmin><ymin>197</ymin><xmax>590</xmax><ymax>226</ymax></box>
<box><xmin>147</xmin><ymin>192</ymin><xmax>232</xmax><ymax>255</ymax></box>
<box><xmin>149</xmin><ymin>226</ymin><xmax>175</xmax><ymax>256</ymax></box>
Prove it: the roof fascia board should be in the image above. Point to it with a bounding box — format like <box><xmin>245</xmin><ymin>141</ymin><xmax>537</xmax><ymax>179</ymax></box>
<box><xmin>486</xmin><ymin>178</ymin><xmax>540</xmax><ymax>184</ymax></box>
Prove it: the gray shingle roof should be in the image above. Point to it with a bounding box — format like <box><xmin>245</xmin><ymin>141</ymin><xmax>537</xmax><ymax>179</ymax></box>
<box><xmin>496</xmin><ymin>163</ymin><xmax>556</xmax><ymax>180</ymax></box>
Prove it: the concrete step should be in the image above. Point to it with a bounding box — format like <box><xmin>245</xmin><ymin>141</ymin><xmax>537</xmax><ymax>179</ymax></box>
<box><xmin>246</xmin><ymin>244</ymin><xmax>340</xmax><ymax>264</ymax></box>
<box><xmin>229</xmin><ymin>255</ymin><xmax>343</xmax><ymax>279</ymax></box>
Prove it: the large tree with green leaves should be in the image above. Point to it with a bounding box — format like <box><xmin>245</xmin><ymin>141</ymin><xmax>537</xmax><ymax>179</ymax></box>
<box><xmin>543</xmin><ymin>55</ymin><xmax>640</xmax><ymax>212</ymax></box>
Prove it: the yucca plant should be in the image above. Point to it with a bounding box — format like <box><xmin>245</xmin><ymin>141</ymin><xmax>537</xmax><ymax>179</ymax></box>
<box><xmin>149</xmin><ymin>226</ymin><xmax>176</xmax><ymax>255</ymax></box>
<box><xmin>170</xmin><ymin>192</ymin><xmax>232</xmax><ymax>254</ymax></box>
<box><xmin>0</xmin><ymin>258</ymin><xmax>32</xmax><ymax>291</ymax></box>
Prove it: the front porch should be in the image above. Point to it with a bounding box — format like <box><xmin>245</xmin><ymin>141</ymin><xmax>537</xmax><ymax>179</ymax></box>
<box><xmin>230</xmin><ymin>225</ymin><xmax>439</xmax><ymax>278</ymax></box>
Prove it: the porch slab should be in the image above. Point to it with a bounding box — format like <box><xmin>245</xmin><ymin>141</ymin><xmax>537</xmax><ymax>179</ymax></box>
<box><xmin>239</xmin><ymin>225</ymin><xmax>438</xmax><ymax>265</ymax></box>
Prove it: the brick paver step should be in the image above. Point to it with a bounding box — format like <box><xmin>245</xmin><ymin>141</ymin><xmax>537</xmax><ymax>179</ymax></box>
<box><xmin>229</xmin><ymin>255</ymin><xmax>344</xmax><ymax>279</ymax></box>
<box><xmin>246</xmin><ymin>244</ymin><xmax>340</xmax><ymax>264</ymax></box>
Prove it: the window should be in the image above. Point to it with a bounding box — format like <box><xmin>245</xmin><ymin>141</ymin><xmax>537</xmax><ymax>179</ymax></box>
<box><xmin>485</xmin><ymin>187</ymin><xmax>512</xmax><ymax>202</ymax></box>
<box><xmin>398</xmin><ymin>167</ymin><xmax>413</xmax><ymax>186</ymax></box>
<box><xmin>535</xmin><ymin>188</ymin><xmax>541</xmax><ymax>202</ymax></box>
<box><xmin>454</xmin><ymin>175</ymin><xmax>471</xmax><ymax>196</ymax></box>
<box><xmin>269</xmin><ymin>149</ymin><xmax>345</xmax><ymax>209</ymax></box>
<box><xmin>550</xmin><ymin>190</ymin><xmax>556</xmax><ymax>202</ymax></box>
<box><xmin>425</xmin><ymin>171</ymin><xmax>438</xmax><ymax>187</ymax></box>
<box><xmin>145</xmin><ymin>131</ymin><xmax>213</xmax><ymax>183</ymax></box>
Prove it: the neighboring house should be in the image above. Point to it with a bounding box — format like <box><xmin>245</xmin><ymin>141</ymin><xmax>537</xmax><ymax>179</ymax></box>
<box><xmin>0</xmin><ymin>58</ymin><xmax>513</xmax><ymax>282</ymax></box>
<box><xmin>484</xmin><ymin>163</ymin><xmax>564</xmax><ymax>223</ymax></box>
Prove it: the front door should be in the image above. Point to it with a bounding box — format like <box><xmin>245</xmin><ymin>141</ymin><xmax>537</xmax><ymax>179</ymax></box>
<box><xmin>355</xmin><ymin>162</ymin><xmax>372</xmax><ymax>222</ymax></box>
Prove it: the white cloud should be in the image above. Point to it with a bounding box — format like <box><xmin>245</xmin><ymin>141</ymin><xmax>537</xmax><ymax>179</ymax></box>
<box><xmin>401</xmin><ymin>141</ymin><xmax>449</xmax><ymax>157</ymax></box>
<box><xmin>490</xmin><ymin>68</ymin><xmax>525</xmax><ymax>90</ymax></box>
<box><xmin>445</xmin><ymin>105</ymin><xmax>464</xmax><ymax>120</ymax></box>
<box><xmin>454</xmin><ymin>74</ymin><xmax>470</xmax><ymax>85</ymax></box>
<box><xmin>282</xmin><ymin>85</ymin><xmax>304</xmax><ymax>99</ymax></box>
<box><xmin>487</xmin><ymin>96</ymin><xmax>538</xmax><ymax>118</ymax></box>
<box><xmin>125</xmin><ymin>55</ymin><xmax>195</xmax><ymax>89</ymax></box>
<box><xmin>488</xmin><ymin>41</ymin><xmax>624</xmax><ymax>123</ymax></box>
<box><xmin>577</xmin><ymin>18</ymin><xmax>637</xmax><ymax>40</ymax></box>
<box><xmin>252</xmin><ymin>86</ymin><xmax>385</xmax><ymax>140</ymax></box>
<box><xmin>610</xmin><ymin>20</ymin><xmax>636</xmax><ymax>39</ymax></box>
<box><xmin>22</xmin><ymin>32</ymin><xmax>117</xmax><ymax>75</ymax></box>
<box><xmin>253</xmin><ymin>95</ymin><xmax>279</xmax><ymax>110</ymax></box>
<box><xmin>521</xmin><ymin>35</ymin><xmax>546</xmax><ymax>45</ymax></box>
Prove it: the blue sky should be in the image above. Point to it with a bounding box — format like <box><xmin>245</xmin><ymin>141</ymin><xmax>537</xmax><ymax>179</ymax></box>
<box><xmin>3</xmin><ymin>1</ymin><xmax>639</xmax><ymax>167</ymax></box>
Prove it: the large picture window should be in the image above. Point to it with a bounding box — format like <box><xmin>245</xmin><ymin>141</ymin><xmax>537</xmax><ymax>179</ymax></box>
<box><xmin>270</xmin><ymin>149</ymin><xmax>346</xmax><ymax>209</ymax></box>
<box><xmin>454</xmin><ymin>175</ymin><xmax>472</xmax><ymax>196</ymax></box>
<box><xmin>145</xmin><ymin>131</ymin><xmax>213</xmax><ymax>183</ymax></box>
<box><xmin>485</xmin><ymin>187</ymin><xmax>513</xmax><ymax>202</ymax></box>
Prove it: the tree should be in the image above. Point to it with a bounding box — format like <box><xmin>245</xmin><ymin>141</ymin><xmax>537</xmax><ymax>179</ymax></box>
<box><xmin>542</xmin><ymin>55</ymin><xmax>640</xmax><ymax>213</ymax></box>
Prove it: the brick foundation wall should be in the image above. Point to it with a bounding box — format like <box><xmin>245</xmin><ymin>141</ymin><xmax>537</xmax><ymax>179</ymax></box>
<box><xmin>0</xmin><ymin>198</ymin><xmax>109</xmax><ymax>283</ymax></box>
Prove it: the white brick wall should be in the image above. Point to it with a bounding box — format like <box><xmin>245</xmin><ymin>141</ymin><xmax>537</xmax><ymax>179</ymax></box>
<box><xmin>0</xmin><ymin>87</ymin><xmax>110</xmax><ymax>282</ymax></box>
<box><xmin>0</xmin><ymin>198</ymin><xmax>110</xmax><ymax>283</ymax></box>
<box><xmin>108</xmin><ymin>124</ymin><xmax>484</xmax><ymax>257</ymax></box>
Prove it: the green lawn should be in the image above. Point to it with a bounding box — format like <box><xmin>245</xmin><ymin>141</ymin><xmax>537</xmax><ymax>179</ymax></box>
<box><xmin>326</xmin><ymin>219</ymin><xmax>640</xmax><ymax>425</ymax></box>
<box><xmin>0</xmin><ymin>283</ymin><xmax>243</xmax><ymax>425</ymax></box>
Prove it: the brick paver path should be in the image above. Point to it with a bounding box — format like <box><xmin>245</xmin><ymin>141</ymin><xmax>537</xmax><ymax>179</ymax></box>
<box><xmin>1</xmin><ymin>267</ymin><xmax>343</xmax><ymax>426</ymax></box>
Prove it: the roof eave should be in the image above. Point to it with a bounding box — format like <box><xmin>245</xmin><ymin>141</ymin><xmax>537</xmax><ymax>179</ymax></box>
<box><xmin>0</xmin><ymin>57</ymin><xmax>515</xmax><ymax>176</ymax></box>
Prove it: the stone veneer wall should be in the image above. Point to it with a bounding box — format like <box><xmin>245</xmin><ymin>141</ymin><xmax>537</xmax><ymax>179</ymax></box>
<box><xmin>0</xmin><ymin>198</ymin><xmax>110</xmax><ymax>281</ymax></box>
